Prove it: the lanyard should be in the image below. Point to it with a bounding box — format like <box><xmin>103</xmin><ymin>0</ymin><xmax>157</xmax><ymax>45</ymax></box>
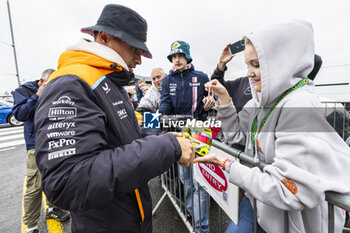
<box><xmin>250</xmin><ymin>78</ymin><xmax>309</xmax><ymax>154</ymax></box>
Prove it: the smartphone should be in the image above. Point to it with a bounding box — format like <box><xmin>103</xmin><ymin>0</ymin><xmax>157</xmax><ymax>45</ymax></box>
<box><xmin>229</xmin><ymin>39</ymin><xmax>245</xmax><ymax>55</ymax></box>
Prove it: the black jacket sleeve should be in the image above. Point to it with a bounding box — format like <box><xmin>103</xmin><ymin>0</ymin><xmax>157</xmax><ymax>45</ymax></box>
<box><xmin>159</xmin><ymin>76</ymin><xmax>174</xmax><ymax>115</ymax></box>
<box><xmin>35</xmin><ymin>76</ymin><xmax>182</xmax><ymax>211</ymax></box>
<box><xmin>210</xmin><ymin>65</ymin><xmax>235</xmax><ymax>97</ymax></box>
<box><xmin>210</xmin><ymin>65</ymin><xmax>227</xmax><ymax>86</ymax></box>
<box><xmin>12</xmin><ymin>88</ymin><xmax>38</xmax><ymax>121</ymax></box>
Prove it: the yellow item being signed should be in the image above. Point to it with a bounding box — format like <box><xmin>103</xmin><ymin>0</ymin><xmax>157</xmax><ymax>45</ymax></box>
<box><xmin>182</xmin><ymin>126</ymin><xmax>212</xmax><ymax>156</ymax></box>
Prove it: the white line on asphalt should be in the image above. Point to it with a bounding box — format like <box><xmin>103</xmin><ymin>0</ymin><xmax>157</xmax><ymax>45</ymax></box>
<box><xmin>0</xmin><ymin>134</ymin><xmax>24</xmax><ymax>141</ymax></box>
<box><xmin>0</xmin><ymin>126</ymin><xmax>23</xmax><ymax>132</ymax></box>
<box><xmin>0</xmin><ymin>129</ymin><xmax>24</xmax><ymax>136</ymax></box>
<box><xmin>0</xmin><ymin>139</ymin><xmax>25</xmax><ymax>148</ymax></box>
<box><xmin>0</xmin><ymin>147</ymin><xmax>16</xmax><ymax>152</ymax></box>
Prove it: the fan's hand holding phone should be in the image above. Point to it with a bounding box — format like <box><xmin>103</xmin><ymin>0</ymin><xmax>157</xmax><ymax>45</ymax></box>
<box><xmin>229</xmin><ymin>39</ymin><xmax>245</xmax><ymax>55</ymax></box>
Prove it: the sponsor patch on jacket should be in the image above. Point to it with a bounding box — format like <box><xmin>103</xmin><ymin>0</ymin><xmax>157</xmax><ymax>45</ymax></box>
<box><xmin>52</xmin><ymin>96</ymin><xmax>75</xmax><ymax>105</ymax></box>
<box><xmin>281</xmin><ymin>178</ymin><xmax>298</xmax><ymax>195</ymax></box>
<box><xmin>47</xmin><ymin>130</ymin><xmax>76</xmax><ymax>138</ymax></box>
<box><xmin>189</xmin><ymin>77</ymin><xmax>200</xmax><ymax>87</ymax></box>
<box><xmin>117</xmin><ymin>109</ymin><xmax>128</xmax><ymax>119</ymax></box>
<box><xmin>113</xmin><ymin>100</ymin><xmax>123</xmax><ymax>106</ymax></box>
<box><xmin>102</xmin><ymin>82</ymin><xmax>111</xmax><ymax>94</ymax></box>
<box><xmin>169</xmin><ymin>83</ymin><xmax>177</xmax><ymax>96</ymax></box>
<box><xmin>48</xmin><ymin>148</ymin><xmax>76</xmax><ymax>160</ymax></box>
<box><xmin>48</xmin><ymin>107</ymin><xmax>77</xmax><ymax>120</ymax></box>
<box><xmin>189</xmin><ymin>82</ymin><xmax>200</xmax><ymax>87</ymax></box>
<box><xmin>47</xmin><ymin>122</ymin><xmax>76</xmax><ymax>130</ymax></box>
<box><xmin>48</xmin><ymin>138</ymin><xmax>76</xmax><ymax>150</ymax></box>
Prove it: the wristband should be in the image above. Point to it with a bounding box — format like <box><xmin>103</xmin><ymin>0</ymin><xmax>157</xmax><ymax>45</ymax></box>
<box><xmin>225</xmin><ymin>159</ymin><xmax>234</xmax><ymax>173</ymax></box>
<box><xmin>221</xmin><ymin>158</ymin><xmax>229</xmax><ymax>170</ymax></box>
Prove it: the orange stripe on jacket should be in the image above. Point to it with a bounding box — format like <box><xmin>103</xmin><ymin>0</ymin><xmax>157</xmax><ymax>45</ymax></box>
<box><xmin>134</xmin><ymin>189</ymin><xmax>144</xmax><ymax>223</ymax></box>
<box><xmin>46</xmin><ymin>50</ymin><xmax>122</xmax><ymax>86</ymax></box>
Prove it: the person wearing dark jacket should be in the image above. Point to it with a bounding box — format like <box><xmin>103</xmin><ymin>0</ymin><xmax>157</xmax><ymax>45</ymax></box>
<box><xmin>159</xmin><ymin>41</ymin><xmax>215</xmax><ymax>120</ymax></box>
<box><xmin>34</xmin><ymin>4</ymin><xmax>194</xmax><ymax>233</ymax></box>
<box><xmin>12</xmin><ymin>69</ymin><xmax>69</xmax><ymax>233</ymax></box>
<box><xmin>159</xmin><ymin>40</ymin><xmax>214</xmax><ymax>233</ymax></box>
<box><xmin>136</xmin><ymin>81</ymin><xmax>144</xmax><ymax>102</ymax></box>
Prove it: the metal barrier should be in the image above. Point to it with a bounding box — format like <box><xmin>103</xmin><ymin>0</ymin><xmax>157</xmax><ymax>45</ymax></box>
<box><xmin>322</xmin><ymin>101</ymin><xmax>350</xmax><ymax>141</ymax></box>
<box><xmin>153</xmin><ymin>163</ymin><xmax>211</xmax><ymax>233</ymax></box>
<box><xmin>151</xmin><ymin>102</ymin><xmax>350</xmax><ymax>233</ymax></box>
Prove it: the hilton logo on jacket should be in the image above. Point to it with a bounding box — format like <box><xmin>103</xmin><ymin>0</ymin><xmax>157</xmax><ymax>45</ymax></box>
<box><xmin>48</xmin><ymin>107</ymin><xmax>77</xmax><ymax>120</ymax></box>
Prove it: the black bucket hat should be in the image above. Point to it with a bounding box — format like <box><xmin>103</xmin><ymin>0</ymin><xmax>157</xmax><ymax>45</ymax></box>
<box><xmin>81</xmin><ymin>4</ymin><xmax>152</xmax><ymax>58</ymax></box>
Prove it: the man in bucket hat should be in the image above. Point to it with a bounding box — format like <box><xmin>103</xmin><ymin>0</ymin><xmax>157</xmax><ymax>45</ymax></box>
<box><xmin>34</xmin><ymin>4</ymin><xmax>195</xmax><ymax>232</ymax></box>
<box><xmin>159</xmin><ymin>40</ymin><xmax>214</xmax><ymax>233</ymax></box>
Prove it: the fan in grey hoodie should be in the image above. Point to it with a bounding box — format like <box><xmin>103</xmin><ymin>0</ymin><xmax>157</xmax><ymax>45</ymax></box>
<box><xmin>195</xmin><ymin>19</ymin><xmax>350</xmax><ymax>233</ymax></box>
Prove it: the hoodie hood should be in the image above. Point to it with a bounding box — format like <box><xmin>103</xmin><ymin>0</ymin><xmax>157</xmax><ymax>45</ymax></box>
<box><xmin>246</xmin><ymin>20</ymin><xmax>315</xmax><ymax>107</ymax></box>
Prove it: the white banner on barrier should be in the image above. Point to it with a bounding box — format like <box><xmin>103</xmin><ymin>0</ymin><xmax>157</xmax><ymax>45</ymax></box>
<box><xmin>194</xmin><ymin>146</ymin><xmax>240</xmax><ymax>223</ymax></box>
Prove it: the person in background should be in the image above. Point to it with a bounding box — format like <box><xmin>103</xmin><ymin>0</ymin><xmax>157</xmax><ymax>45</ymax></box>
<box><xmin>33</xmin><ymin>4</ymin><xmax>194</xmax><ymax>232</ymax></box>
<box><xmin>137</xmin><ymin>67</ymin><xmax>166</xmax><ymax>111</ymax></box>
<box><xmin>143</xmin><ymin>83</ymin><xmax>151</xmax><ymax>93</ymax></box>
<box><xmin>159</xmin><ymin>40</ymin><xmax>215</xmax><ymax>233</ymax></box>
<box><xmin>12</xmin><ymin>69</ymin><xmax>70</xmax><ymax>233</ymax></box>
<box><xmin>135</xmin><ymin>81</ymin><xmax>144</xmax><ymax>102</ymax></box>
<box><xmin>196</xmin><ymin>20</ymin><xmax>350</xmax><ymax>233</ymax></box>
<box><xmin>125</xmin><ymin>86</ymin><xmax>138</xmax><ymax>109</ymax></box>
<box><xmin>138</xmin><ymin>80</ymin><xmax>151</xmax><ymax>94</ymax></box>
<box><xmin>159</xmin><ymin>40</ymin><xmax>215</xmax><ymax>120</ymax></box>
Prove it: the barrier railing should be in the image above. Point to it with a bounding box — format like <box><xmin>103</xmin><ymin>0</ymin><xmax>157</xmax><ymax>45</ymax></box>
<box><xmin>151</xmin><ymin>101</ymin><xmax>350</xmax><ymax>233</ymax></box>
<box><xmin>322</xmin><ymin>101</ymin><xmax>350</xmax><ymax>141</ymax></box>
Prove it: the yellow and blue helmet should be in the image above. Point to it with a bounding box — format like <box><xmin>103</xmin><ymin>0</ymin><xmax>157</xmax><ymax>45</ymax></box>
<box><xmin>182</xmin><ymin>126</ymin><xmax>212</xmax><ymax>156</ymax></box>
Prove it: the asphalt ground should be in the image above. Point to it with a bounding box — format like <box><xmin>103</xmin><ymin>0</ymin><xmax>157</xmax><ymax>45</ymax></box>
<box><xmin>0</xmin><ymin>126</ymin><xmax>26</xmax><ymax>232</ymax></box>
<box><xmin>0</xmin><ymin>124</ymin><xmax>231</xmax><ymax>233</ymax></box>
<box><xmin>150</xmin><ymin>176</ymin><xmax>231</xmax><ymax>233</ymax></box>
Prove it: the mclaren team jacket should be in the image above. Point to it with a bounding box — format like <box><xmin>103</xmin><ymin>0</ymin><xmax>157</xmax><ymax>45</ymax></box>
<box><xmin>34</xmin><ymin>46</ymin><xmax>182</xmax><ymax>232</ymax></box>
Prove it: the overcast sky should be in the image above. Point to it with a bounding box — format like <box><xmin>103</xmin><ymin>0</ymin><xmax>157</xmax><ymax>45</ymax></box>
<box><xmin>0</xmin><ymin>0</ymin><xmax>349</xmax><ymax>95</ymax></box>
